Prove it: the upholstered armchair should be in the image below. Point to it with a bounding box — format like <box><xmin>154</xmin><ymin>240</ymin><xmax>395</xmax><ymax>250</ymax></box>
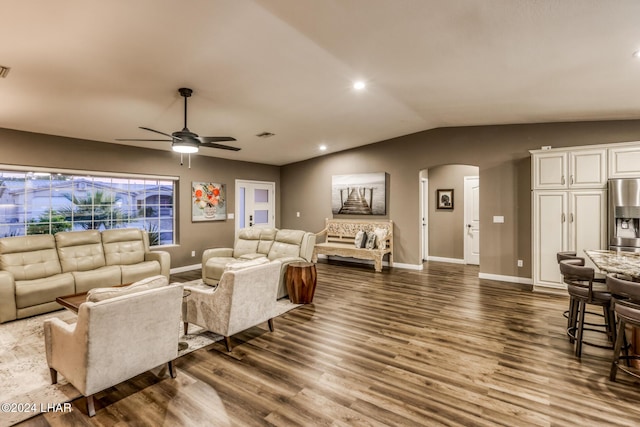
<box><xmin>43</xmin><ymin>280</ymin><xmax>184</xmax><ymax>417</ymax></box>
<box><xmin>184</xmin><ymin>259</ymin><xmax>281</xmax><ymax>351</ymax></box>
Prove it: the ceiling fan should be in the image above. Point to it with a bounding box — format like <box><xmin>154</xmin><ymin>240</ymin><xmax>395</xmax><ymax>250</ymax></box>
<box><xmin>116</xmin><ymin>88</ymin><xmax>240</xmax><ymax>154</ymax></box>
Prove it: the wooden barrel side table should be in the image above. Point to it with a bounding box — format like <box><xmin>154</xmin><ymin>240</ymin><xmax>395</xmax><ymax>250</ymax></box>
<box><xmin>285</xmin><ymin>261</ymin><xmax>317</xmax><ymax>304</ymax></box>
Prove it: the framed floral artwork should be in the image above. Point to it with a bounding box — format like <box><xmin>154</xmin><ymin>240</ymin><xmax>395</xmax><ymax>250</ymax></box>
<box><xmin>192</xmin><ymin>182</ymin><xmax>226</xmax><ymax>221</ymax></box>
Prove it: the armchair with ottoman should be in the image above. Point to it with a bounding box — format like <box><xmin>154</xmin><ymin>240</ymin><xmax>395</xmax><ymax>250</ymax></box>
<box><xmin>201</xmin><ymin>228</ymin><xmax>315</xmax><ymax>299</ymax></box>
<box><xmin>0</xmin><ymin>228</ymin><xmax>170</xmax><ymax>323</ymax></box>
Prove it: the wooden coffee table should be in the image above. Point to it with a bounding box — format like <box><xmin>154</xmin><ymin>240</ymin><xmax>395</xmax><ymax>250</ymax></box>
<box><xmin>56</xmin><ymin>292</ymin><xmax>90</xmax><ymax>313</ymax></box>
<box><xmin>56</xmin><ymin>284</ymin><xmax>130</xmax><ymax>313</ymax></box>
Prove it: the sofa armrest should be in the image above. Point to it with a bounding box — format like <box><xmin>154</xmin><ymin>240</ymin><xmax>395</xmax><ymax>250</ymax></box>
<box><xmin>0</xmin><ymin>271</ymin><xmax>17</xmax><ymax>323</ymax></box>
<box><xmin>145</xmin><ymin>250</ymin><xmax>171</xmax><ymax>280</ymax></box>
<box><xmin>202</xmin><ymin>248</ymin><xmax>234</xmax><ymax>264</ymax></box>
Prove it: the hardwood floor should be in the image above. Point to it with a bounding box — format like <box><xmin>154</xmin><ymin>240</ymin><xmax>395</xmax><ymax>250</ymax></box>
<box><xmin>17</xmin><ymin>261</ymin><xmax>640</xmax><ymax>426</ymax></box>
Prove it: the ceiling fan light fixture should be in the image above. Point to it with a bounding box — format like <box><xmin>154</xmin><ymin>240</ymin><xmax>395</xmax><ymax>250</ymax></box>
<box><xmin>172</xmin><ymin>142</ymin><xmax>199</xmax><ymax>153</ymax></box>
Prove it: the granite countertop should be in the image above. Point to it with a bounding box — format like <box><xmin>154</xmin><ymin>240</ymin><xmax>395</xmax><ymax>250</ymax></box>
<box><xmin>584</xmin><ymin>250</ymin><xmax>640</xmax><ymax>280</ymax></box>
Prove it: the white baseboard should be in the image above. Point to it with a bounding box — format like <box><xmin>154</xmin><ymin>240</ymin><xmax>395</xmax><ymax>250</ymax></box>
<box><xmin>316</xmin><ymin>254</ymin><xmax>423</xmax><ymax>271</ymax></box>
<box><xmin>478</xmin><ymin>272</ymin><xmax>533</xmax><ymax>286</ymax></box>
<box><xmin>426</xmin><ymin>256</ymin><xmax>465</xmax><ymax>264</ymax></box>
<box><xmin>170</xmin><ymin>263</ymin><xmax>201</xmax><ymax>274</ymax></box>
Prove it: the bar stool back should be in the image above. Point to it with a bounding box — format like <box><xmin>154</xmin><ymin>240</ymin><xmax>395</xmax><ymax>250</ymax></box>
<box><xmin>606</xmin><ymin>274</ymin><xmax>640</xmax><ymax>381</ymax></box>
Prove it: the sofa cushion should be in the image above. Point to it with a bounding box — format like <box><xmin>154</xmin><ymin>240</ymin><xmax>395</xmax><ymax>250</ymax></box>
<box><xmin>224</xmin><ymin>257</ymin><xmax>270</xmax><ymax>271</ymax></box>
<box><xmin>16</xmin><ymin>273</ymin><xmax>75</xmax><ymax>309</ymax></box>
<box><xmin>0</xmin><ymin>234</ymin><xmax>62</xmax><ymax>281</ymax></box>
<box><xmin>55</xmin><ymin>230</ymin><xmax>106</xmax><ymax>272</ymax></box>
<box><xmin>258</xmin><ymin>228</ymin><xmax>277</xmax><ymax>255</ymax></box>
<box><xmin>120</xmin><ymin>261</ymin><xmax>161</xmax><ymax>284</ymax></box>
<box><xmin>86</xmin><ymin>275</ymin><xmax>168</xmax><ymax>303</ymax></box>
<box><xmin>102</xmin><ymin>229</ymin><xmax>146</xmax><ymax>266</ymax></box>
<box><xmin>234</xmin><ymin>239</ymin><xmax>260</xmax><ymax>258</ymax></box>
<box><xmin>238</xmin><ymin>253</ymin><xmax>268</xmax><ymax>261</ymax></box>
<box><xmin>268</xmin><ymin>230</ymin><xmax>305</xmax><ymax>260</ymax></box>
<box><xmin>72</xmin><ymin>265</ymin><xmax>122</xmax><ymax>294</ymax></box>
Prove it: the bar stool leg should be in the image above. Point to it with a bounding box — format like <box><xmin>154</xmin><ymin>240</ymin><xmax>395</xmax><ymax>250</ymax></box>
<box><xmin>575</xmin><ymin>300</ymin><xmax>586</xmax><ymax>358</ymax></box>
<box><xmin>610</xmin><ymin>320</ymin><xmax>626</xmax><ymax>381</ymax></box>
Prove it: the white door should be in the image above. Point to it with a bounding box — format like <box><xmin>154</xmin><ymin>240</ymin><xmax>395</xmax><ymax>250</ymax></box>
<box><xmin>421</xmin><ymin>178</ymin><xmax>428</xmax><ymax>262</ymax></box>
<box><xmin>533</xmin><ymin>191</ymin><xmax>568</xmax><ymax>289</ymax></box>
<box><xmin>464</xmin><ymin>176</ymin><xmax>480</xmax><ymax>265</ymax></box>
<box><xmin>235</xmin><ymin>180</ymin><xmax>275</xmax><ymax>233</ymax></box>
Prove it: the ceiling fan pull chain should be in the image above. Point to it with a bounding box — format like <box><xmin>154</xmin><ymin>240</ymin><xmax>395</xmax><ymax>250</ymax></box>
<box><xmin>180</xmin><ymin>153</ymin><xmax>183</xmax><ymax>166</ymax></box>
<box><xmin>188</xmin><ymin>153</ymin><xmax>191</xmax><ymax>169</ymax></box>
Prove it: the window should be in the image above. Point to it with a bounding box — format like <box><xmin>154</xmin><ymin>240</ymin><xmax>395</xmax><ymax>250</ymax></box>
<box><xmin>0</xmin><ymin>167</ymin><xmax>177</xmax><ymax>246</ymax></box>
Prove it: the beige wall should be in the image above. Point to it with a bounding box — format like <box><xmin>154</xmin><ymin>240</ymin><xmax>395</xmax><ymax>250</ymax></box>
<box><xmin>281</xmin><ymin>120</ymin><xmax>640</xmax><ymax>280</ymax></box>
<box><xmin>6</xmin><ymin>119</ymin><xmax>640</xmax><ymax>280</ymax></box>
<box><xmin>0</xmin><ymin>128</ymin><xmax>280</xmax><ymax>269</ymax></box>
<box><xmin>427</xmin><ymin>164</ymin><xmax>479</xmax><ymax>260</ymax></box>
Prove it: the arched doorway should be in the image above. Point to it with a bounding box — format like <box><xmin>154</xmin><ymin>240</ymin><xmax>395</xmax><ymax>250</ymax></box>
<box><xmin>420</xmin><ymin>164</ymin><xmax>479</xmax><ymax>265</ymax></box>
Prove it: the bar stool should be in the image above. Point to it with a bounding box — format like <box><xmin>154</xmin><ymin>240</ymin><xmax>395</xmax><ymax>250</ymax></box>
<box><xmin>559</xmin><ymin>260</ymin><xmax>616</xmax><ymax>357</ymax></box>
<box><xmin>606</xmin><ymin>274</ymin><xmax>640</xmax><ymax>381</ymax></box>
<box><xmin>557</xmin><ymin>252</ymin><xmax>584</xmax><ymax>342</ymax></box>
<box><xmin>557</xmin><ymin>252</ymin><xmax>607</xmax><ymax>344</ymax></box>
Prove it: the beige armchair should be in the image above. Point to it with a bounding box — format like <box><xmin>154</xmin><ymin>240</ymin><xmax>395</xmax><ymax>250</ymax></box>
<box><xmin>43</xmin><ymin>281</ymin><xmax>184</xmax><ymax>417</ymax></box>
<box><xmin>184</xmin><ymin>259</ymin><xmax>281</xmax><ymax>351</ymax></box>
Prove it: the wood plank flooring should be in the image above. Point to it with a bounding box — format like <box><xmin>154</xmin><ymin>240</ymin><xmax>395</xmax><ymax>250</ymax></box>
<box><xmin>16</xmin><ymin>260</ymin><xmax>640</xmax><ymax>426</ymax></box>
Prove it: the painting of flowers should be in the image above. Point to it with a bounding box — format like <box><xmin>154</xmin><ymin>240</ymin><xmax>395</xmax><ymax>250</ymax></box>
<box><xmin>192</xmin><ymin>182</ymin><xmax>226</xmax><ymax>221</ymax></box>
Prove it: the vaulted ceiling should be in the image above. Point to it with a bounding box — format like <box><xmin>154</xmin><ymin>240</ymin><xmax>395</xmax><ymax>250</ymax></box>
<box><xmin>2</xmin><ymin>1</ymin><xmax>640</xmax><ymax>165</ymax></box>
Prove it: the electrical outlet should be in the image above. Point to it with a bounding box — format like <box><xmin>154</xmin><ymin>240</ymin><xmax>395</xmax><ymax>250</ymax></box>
<box><xmin>296</xmin><ymin>212</ymin><xmax>300</xmax><ymax>218</ymax></box>
<box><xmin>517</xmin><ymin>260</ymin><xmax>523</xmax><ymax>267</ymax></box>
<box><xmin>191</xmin><ymin>251</ymin><xmax>196</xmax><ymax>257</ymax></box>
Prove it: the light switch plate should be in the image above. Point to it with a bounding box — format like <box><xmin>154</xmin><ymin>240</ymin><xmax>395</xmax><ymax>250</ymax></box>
<box><xmin>227</xmin><ymin>213</ymin><xmax>234</xmax><ymax>219</ymax></box>
<box><xmin>493</xmin><ymin>216</ymin><xmax>505</xmax><ymax>223</ymax></box>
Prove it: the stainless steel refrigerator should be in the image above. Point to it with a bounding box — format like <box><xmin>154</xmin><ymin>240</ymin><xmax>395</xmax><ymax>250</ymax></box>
<box><xmin>609</xmin><ymin>178</ymin><xmax>640</xmax><ymax>252</ymax></box>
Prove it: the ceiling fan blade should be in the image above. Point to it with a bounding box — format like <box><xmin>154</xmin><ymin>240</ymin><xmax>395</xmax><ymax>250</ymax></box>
<box><xmin>115</xmin><ymin>138</ymin><xmax>172</xmax><ymax>142</ymax></box>
<box><xmin>199</xmin><ymin>142</ymin><xmax>241</xmax><ymax>151</ymax></box>
<box><xmin>198</xmin><ymin>136</ymin><xmax>237</xmax><ymax>143</ymax></box>
<box><xmin>140</xmin><ymin>126</ymin><xmax>181</xmax><ymax>140</ymax></box>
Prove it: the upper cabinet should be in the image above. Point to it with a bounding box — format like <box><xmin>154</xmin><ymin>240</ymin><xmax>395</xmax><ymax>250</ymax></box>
<box><xmin>608</xmin><ymin>145</ymin><xmax>640</xmax><ymax>178</ymax></box>
<box><xmin>532</xmin><ymin>148</ymin><xmax>606</xmax><ymax>189</ymax></box>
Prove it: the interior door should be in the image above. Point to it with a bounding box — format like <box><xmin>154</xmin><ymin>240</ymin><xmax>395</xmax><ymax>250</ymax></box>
<box><xmin>464</xmin><ymin>176</ymin><xmax>480</xmax><ymax>265</ymax></box>
<box><xmin>236</xmin><ymin>180</ymin><xmax>275</xmax><ymax>233</ymax></box>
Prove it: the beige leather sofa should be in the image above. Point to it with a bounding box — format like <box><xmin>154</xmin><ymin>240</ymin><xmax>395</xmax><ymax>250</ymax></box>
<box><xmin>185</xmin><ymin>259</ymin><xmax>281</xmax><ymax>351</ymax></box>
<box><xmin>44</xmin><ymin>276</ymin><xmax>183</xmax><ymax>417</ymax></box>
<box><xmin>0</xmin><ymin>228</ymin><xmax>170</xmax><ymax>323</ymax></box>
<box><xmin>201</xmin><ymin>228</ymin><xmax>315</xmax><ymax>299</ymax></box>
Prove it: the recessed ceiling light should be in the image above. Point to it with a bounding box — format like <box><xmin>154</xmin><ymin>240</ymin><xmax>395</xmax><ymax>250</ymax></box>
<box><xmin>319</xmin><ymin>144</ymin><xmax>327</xmax><ymax>151</ymax></box>
<box><xmin>353</xmin><ymin>81</ymin><xmax>366</xmax><ymax>90</ymax></box>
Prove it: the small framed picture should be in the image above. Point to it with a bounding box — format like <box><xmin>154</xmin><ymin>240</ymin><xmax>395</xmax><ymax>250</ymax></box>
<box><xmin>437</xmin><ymin>189</ymin><xmax>454</xmax><ymax>210</ymax></box>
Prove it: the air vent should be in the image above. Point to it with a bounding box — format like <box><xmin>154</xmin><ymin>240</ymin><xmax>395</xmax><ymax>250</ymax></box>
<box><xmin>0</xmin><ymin>65</ymin><xmax>10</xmax><ymax>78</ymax></box>
<box><xmin>256</xmin><ymin>132</ymin><xmax>275</xmax><ymax>138</ymax></box>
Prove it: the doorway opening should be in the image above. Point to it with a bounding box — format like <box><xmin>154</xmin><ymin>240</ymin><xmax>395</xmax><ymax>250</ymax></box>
<box><xmin>420</xmin><ymin>165</ymin><xmax>479</xmax><ymax>266</ymax></box>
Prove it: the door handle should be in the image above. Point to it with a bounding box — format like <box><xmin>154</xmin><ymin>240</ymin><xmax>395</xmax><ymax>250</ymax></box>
<box><xmin>562</xmin><ymin>213</ymin><xmax>566</xmax><ymax>222</ymax></box>
<box><xmin>569</xmin><ymin>213</ymin><xmax>574</xmax><ymax>223</ymax></box>
<box><xmin>561</xmin><ymin>175</ymin><xmax>565</xmax><ymax>185</ymax></box>
<box><xmin>467</xmin><ymin>224</ymin><xmax>472</xmax><ymax>228</ymax></box>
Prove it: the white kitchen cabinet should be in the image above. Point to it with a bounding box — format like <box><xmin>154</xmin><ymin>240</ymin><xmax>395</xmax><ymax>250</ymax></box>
<box><xmin>532</xmin><ymin>190</ymin><xmax>607</xmax><ymax>290</ymax></box>
<box><xmin>608</xmin><ymin>144</ymin><xmax>640</xmax><ymax>178</ymax></box>
<box><xmin>532</xmin><ymin>148</ymin><xmax>606</xmax><ymax>189</ymax></box>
